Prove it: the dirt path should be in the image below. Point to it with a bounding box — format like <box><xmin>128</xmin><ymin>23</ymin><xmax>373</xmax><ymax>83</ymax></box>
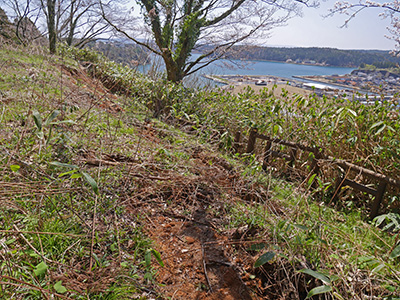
<box><xmin>116</xmin><ymin>130</ymin><xmax>270</xmax><ymax>299</ymax></box>
<box><xmin>150</xmin><ymin>210</ymin><xmax>253</xmax><ymax>299</ymax></box>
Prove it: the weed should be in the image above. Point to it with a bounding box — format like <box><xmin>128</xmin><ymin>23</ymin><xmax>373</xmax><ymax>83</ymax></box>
<box><xmin>2</xmin><ymin>42</ymin><xmax>400</xmax><ymax>299</ymax></box>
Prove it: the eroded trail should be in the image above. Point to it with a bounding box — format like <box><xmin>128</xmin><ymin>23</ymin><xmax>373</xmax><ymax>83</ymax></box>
<box><xmin>150</xmin><ymin>208</ymin><xmax>253</xmax><ymax>299</ymax></box>
<box><xmin>117</xmin><ymin>132</ymin><xmax>282</xmax><ymax>299</ymax></box>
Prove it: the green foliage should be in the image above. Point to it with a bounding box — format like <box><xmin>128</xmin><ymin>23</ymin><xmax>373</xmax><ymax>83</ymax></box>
<box><xmin>167</xmin><ymin>83</ymin><xmax>400</xmax><ymax>208</ymax></box>
<box><xmin>226</xmin><ymin>177</ymin><xmax>400</xmax><ymax>297</ymax></box>
<box><xmin>390</xmin><ymin>244</ymin><xmax>400</xmax><ymax>259</ymax></box>
<box><xmin>305</xmin><ymin>285</ymin><xmax>332</xmax><ymax>299</ymax></box>
<box><xmin>58</xmin><ymin>42</ymin><xmax>104</xmax><ymax>63</ymax></box>
<box><xmin>2</xmin><ymin>39</ymin><xmax>400</xmax><ymax>300</ymax></box>
<box><xmin>53</xmin><ymin>281</ymin><xmax>67</xmax><ymax>294</ymax></box>
<box><xmin>9</xmin><ymin>164</ymin><xmax>20</xmax><ymax>172</ymax></box>
<box><xmin>373</xmin><ymin>213</ymin><xmax>400</xmax><ymax>232</ymax></box>
<box><xmin>361</xmin><ymin>61</ymin><xmax>399</xmax><ymax>71</ymax></box>
<box><xmin>0</xmin><ymin>44</ymin><xmax>161</xmax><ymax>300</ymax></box>
<box><xmin>50</xmin><ymin>161</ymin><xmax>99</xmax><ymax>195</ymax></box>
<box><xmin>144</xmin><ymin>249</ymin><xmax>164</xmax><ymax>281</ymax></box>
<box><xmin>299</xmin><ymin>268</ymin><xmax>331</xmax><ymax>285</ymax></box>
<box><xmin>254</xmin><ymin>251</ymin><xmax>276</xmax><ymax>267</ymax></box>
<box><xmin>33</xmin><ymin>261</ymin><xmax>48</xmax><ymax>276</ymax></box>
<box><xmin>143</xmin><ymin>248</ymin><xmax>164</xmax><ymax>282</ymax></box>
<box><xmin>32</xmin><ymin>109</ymin><xmax>70</xmax><ymax>144</ymax></box>
<box><xmin>60</xmin><ymin>44</ymin><xmax>199</xmax><ymax>117</ymax></box>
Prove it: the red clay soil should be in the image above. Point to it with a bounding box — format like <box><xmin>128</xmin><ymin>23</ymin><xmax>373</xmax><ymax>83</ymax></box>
<box><xmin>150</xmin><ymin>211</ymin><xmax>253</xmax><ymax>300</ymax></box>
<box><xmin>117</xmin><ymin>133</ymin><xmax>291</xmax><ymax>299</ymax></box>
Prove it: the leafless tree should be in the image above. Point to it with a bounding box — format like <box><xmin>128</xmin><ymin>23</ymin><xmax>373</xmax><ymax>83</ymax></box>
<box><xmin>1</xmin><ymin>0</ymin><xmax>111</xmax><ymax>52</ymax></box>
<box><xmin>54</xmin><ymin>0</ymin><xmax>111</xmax><ymax>48</ymax></box>
<box><xmin>0</xmin><ymin>0</ymin><xmax>42</xmax><ymax>44</ymax></box>
<box><xmin>100</xmin><ymin>0</ymin><xmax>317</xmax><ymax>83</ymax></box>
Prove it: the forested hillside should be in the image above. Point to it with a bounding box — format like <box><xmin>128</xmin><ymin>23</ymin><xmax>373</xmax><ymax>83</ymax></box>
<box><xmin>235</xmin><ymin>46</ymin><xmax>400</xmax><ymax>67</ymax></box>
<box><xmin>95</xmin><ymin>42</ymin><xmax>400</xmax><ymax>69</ymax></box>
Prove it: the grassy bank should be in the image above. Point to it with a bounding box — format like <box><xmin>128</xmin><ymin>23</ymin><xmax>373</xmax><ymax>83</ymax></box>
<box><xmin>0</xmin><ymin>43</ymin><xmax>399</xmax><ymax>299</ymax></box>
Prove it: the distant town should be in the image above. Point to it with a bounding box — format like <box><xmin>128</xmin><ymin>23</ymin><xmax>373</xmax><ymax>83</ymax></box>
<box><xmin>297</xmin><ymin>69</ymin><xmax>400</xmax><ymax>97</ymax></box>
<box><xmin>285</xmin><ymin>58</ymin><xmax>328</xmax><ymax>66</ymax></box>
<box><xmin>206</xmin><ymin>67</ymin><xmax>400</xmax><ymax>103</ymax></box>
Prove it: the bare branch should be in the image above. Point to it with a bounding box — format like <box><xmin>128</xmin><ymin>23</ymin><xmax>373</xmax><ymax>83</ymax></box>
<box><xmin>328</xmin><ymin>0</ymin><xmax>400</xmax><ymax>52</ymax></box>
<box><xmin>99</xmin><ymin>1</ymin><xmax>162</xmax><ymax>56</ymax></box>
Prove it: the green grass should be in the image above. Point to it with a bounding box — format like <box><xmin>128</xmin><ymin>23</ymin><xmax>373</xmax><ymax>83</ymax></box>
<box><xmin>1</xmin><ymin>42</ymin><xmax>400</xmax><ymax>299</ymax></box>
<box><xmin>0</xmin><ymin>44</ymin><xmax>162</xmax><ymax>299</ymax></box>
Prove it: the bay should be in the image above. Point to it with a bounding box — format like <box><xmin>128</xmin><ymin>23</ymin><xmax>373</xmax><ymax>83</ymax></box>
<box><xmin>189</xmin><ymin>55</ymin><xmax>354</xmax><ymax>79</ymax></box>
<box><xmin>139</xmin><ymin>53</ymin><xmax>355</xmax><ymax>86</ymax></box>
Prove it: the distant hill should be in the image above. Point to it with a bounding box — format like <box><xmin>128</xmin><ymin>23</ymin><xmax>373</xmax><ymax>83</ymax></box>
<box><xmin>234</xmin><ymin>47</ymin><xmax>400</xmax><ymax>68</ymax></box>
<box><xmin>86</xmin><ymin>41</ymin><xmax>149</xmax><ymax>68</ymax></box>
<box><xmin>87</xmin><ymin>40</ymin><xmax>400</xmax><ymax>69</ymax></box>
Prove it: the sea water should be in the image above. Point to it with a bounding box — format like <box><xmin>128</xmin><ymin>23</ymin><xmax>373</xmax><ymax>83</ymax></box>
<box><xmin>138</xmin><ymin>53</ymin><xmax>355</xmax><ymax>87</ymax></box>
<box><xmin>193</xmin><ymin>57</ymin><xmax>354</xmax><ymax>79</ymax></box>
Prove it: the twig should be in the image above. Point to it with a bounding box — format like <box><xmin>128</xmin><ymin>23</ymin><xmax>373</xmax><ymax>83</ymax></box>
<box><xmin>130</xmin><ymin>172</ymin><xmax>173</xmax><ymax>181</ymax></box>
<box><xmin>163</xmin><ymin>210</ymin><xmax>215</xmax><ymax>228</ymax></box>
<box><xmin>84</xmin><ymin>159</ymin><xmax>173</xmax><ymax>181</ymax></box>
<box><xmin>113</xmin><ymin>212</ymin><xmax>122</xmax><ymax>265</ymax></box>
<box><xmin>7</xmin><ymin>226</ymin><xmax>75</xmax><ymax>269</ymax></box>
<box><xmin>13</xmin><ymin>225</ymin><xmax>56</xmax><ymax>265</ymax></box>
<box><xmin>201</xmin><ymin>244</ymin><xmax>213</xmax><ymax>293</ymax></box>
<box><xmin>0</xmin><ymin>229</ymin><xmax>85</xmax><ymax>237</ymax></box>
<box><xmin>116</xmin><ymin>275</ymin><xmax>158</xmax><ymax>295</ymax></box>
<box><xmin>89</xmin><ymin>194</ymin><xmax>98</xmax><ymax>271</ymax></box>
<box><xmin>328</xmin><ymin>167</ymin><xmax>351</xmax><ymax>206</ymax></box>
<box><xmin>0</xmin><ymin>147</ymin><xmax>56</xmax><ymax>180</ymax></box>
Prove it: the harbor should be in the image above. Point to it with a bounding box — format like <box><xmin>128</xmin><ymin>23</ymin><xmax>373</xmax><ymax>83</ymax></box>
<box><xmin>204</xmin><ymin>73</ymin><xmax>397</xmax><ymax>103</ymax></box>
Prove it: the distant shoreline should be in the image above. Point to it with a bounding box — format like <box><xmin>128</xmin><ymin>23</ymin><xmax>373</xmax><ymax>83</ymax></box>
<box><xmin>245</xmin><ymin>59</ymin><xmax>337</xmax><ymax>68</ymax></box>
<box><xmin>292</xmin><ymin>75</ymin><xmax>359</xmax><ymax>90</ymax></box>
<box><xmin>204</xmin><ymin>74</ymin><xmax>353</xmax><ymax>91</ymax></box>
<box><xmin>216</xmin><ymin>57</ymin><xmax>354</xmax><ymax>68</ymax></box>
<box><xmin>203</xmin><ymin>74</ymin><xmax>374</xmax><ymax>99</ymax></box>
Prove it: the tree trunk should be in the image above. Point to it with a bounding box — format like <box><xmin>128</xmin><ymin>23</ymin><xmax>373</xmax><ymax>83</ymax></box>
<box><xmin>163</xmin><ymin>55</ymin><xmax>184</xmax><ymax>83</ymax></box>
<box><xmin>66</xmin><ymin>0</ymin><xmax>76</xmax><ymax>46</ymax></box>
<box><xmin>66</xmin><ymin>20</ymin><xmax>76</xmax><ymax>46</ymax></box>
<box><xmin>47</xmin><ymin>0</ymin><xmax>56</xmax><ymax>54</ymax></box>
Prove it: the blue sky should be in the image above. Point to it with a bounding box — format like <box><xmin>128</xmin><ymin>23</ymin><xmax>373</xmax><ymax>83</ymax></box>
<box><xmin>266</xmin><ymin>0</ymin><xmax>396</xmax><ymax>50</ymax></box>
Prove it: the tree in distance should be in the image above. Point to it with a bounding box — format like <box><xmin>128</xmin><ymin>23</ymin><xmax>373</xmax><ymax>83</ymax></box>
<box><xmin>0</xmin><ymin>1</ymin><xmax>43</xmax><ymax>44</ymax></box>
<box><xmin>38</xmin><ymin>0</ymin><xmax>114</xmax><ymax>52</ymax></box>
<box><xmin>1</xmin><ymin>0</ymin><xmax>113</xmax><ymax>53</ymax></box>
<box><xmin>100</xmin><ymin>0</ymin><xmax>317</xmax><ymax>83</ymax></box>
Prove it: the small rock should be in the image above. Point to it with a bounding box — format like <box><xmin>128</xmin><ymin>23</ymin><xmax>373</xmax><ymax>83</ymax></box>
<box><xmin>185</xmin><ymin>236</ymin><xmax>196</xmax><ymax>244</ymax></box>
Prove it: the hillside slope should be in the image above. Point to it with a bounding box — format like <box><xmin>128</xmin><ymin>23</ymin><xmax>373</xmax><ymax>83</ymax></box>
<box><xmin>1</xmin><ymin>43</ymin><xmax>399</xmax><ymax>300</ymax></box>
